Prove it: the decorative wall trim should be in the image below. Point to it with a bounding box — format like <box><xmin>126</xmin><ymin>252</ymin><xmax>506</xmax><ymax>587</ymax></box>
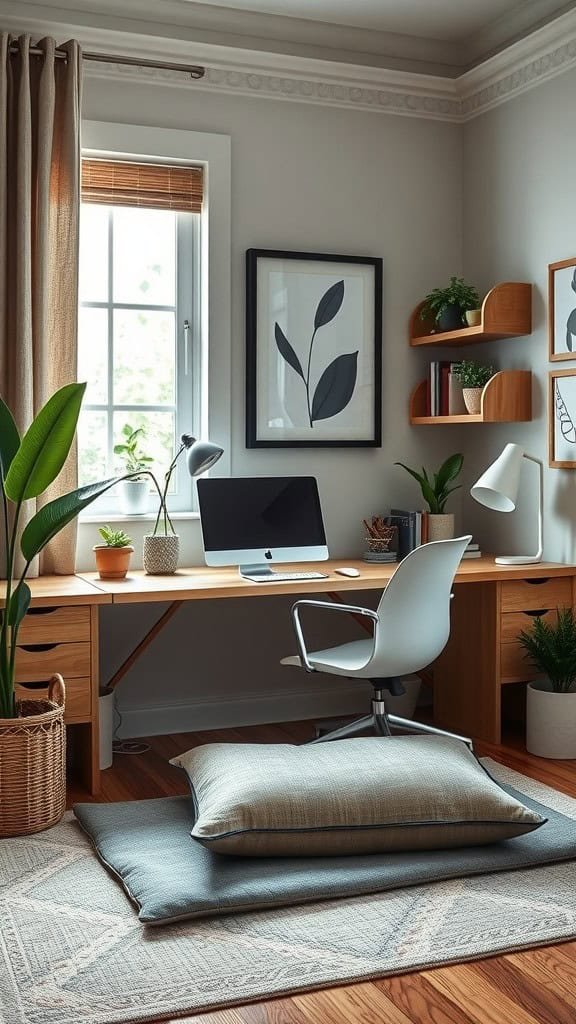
<box><xmin>117</xmin><ymin>685</ymin><xmax>368</xmax><ymax>738</ymax></box>
<box><xmin>4</xmin><ymin>5</ymin><xmax>576</xmax><ymax>123</ymax></box>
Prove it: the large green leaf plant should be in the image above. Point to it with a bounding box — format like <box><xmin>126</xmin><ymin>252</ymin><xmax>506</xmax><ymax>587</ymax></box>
<box><xmin>0</xmin><ymin>383</ymin><xmax>151</xmax><ymax>719</ymax></box>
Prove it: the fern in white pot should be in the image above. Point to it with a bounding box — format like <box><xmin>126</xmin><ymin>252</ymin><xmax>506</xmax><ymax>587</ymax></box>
<box><xmin>518</xmin><ymin>608</ymin><xmax>576</xmax><ymax>758</ymax></box>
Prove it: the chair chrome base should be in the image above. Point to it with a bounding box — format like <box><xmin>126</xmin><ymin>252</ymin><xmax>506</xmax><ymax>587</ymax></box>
<box><xmin>308</xmin><ymin>688</ymin><xmax>473</xmax><ymax>750</ymax></box>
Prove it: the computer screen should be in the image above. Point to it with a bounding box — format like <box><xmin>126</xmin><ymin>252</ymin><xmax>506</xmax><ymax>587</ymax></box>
<box><xmin>197</xmin><ymin>476</ymin><xmax>328</xmax><ymax>569</ymax></box>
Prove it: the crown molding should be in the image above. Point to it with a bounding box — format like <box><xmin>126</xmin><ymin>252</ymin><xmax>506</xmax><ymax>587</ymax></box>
<box><xmin>3</xmin><ymin>4</ymin><xmax>576</xmax><ymax>122</ymax></box>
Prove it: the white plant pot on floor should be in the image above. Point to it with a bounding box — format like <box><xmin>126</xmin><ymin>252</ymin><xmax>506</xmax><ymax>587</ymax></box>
<box><xmin>526</xmin><ymin>680</ymin><xmax>576</xmax><ymax>759</ymax></box>
<box><xmin>99</xmin><ymin>688</ymin><xmax>114</xmax><ymax>770</ymax></box>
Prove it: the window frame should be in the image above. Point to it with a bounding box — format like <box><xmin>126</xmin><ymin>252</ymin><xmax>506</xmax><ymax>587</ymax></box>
<box><xmin>78</xmin><ymin>122</ymin><xmax>231</xmax><ymax>525</ymax></box>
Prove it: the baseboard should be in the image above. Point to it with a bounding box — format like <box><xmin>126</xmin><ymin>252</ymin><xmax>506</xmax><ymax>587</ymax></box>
<box><xmin>116</xmin><ymin>685</ymin><xmax>370</xmax><ymax>738</ymax></box>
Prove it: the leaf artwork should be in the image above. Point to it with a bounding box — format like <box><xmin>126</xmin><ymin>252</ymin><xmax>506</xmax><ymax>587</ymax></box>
<box><xmin>567</xmin><ymin>270</ymin><xmax>576</xmax><ymax>351</ymax></box>
<box><xmin>555</xmin><ymin>380</ymin><xmax>576</xmax><ymax>443</ymax></box>
<box><xmin>274</xmin><ymin>279</ymin><xmax>357</xmax><ymax>427</ymax></box>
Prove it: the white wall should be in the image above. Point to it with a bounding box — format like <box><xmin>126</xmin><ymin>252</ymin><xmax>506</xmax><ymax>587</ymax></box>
<box><xmin>80</xmin><ymin>77</ymin><xmax>463</xmax><ymax>734</ymax></box>
<box><xmin>462</xmin><ymin>68</ymin><xmax>576</xmax><ymax>564</ymax></box>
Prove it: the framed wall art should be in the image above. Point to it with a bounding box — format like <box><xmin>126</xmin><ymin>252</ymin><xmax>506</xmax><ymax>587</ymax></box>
<box><xmin>549</xmin><ymin>368</ymin><xmax>576</xmax><ymax>468</ymax></box>
<box><xmin>246</xmin><ymin>249</ymin><xmax>382</xmax><ymax>448</ymax></box>
<box><xmin>549</xmin><ymin>257</ymin><xmax>576</xmax><ymax>361</ymax></box>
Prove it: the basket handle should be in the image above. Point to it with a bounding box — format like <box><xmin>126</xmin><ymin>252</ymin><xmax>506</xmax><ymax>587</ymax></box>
<box><xmin>48</xmin><ymin>674</ymin><xmax>66</xmax><ymax>707</ymax></box>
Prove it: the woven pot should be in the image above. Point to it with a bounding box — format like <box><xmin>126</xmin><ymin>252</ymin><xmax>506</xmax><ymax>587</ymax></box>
<box><xmin>462</xmin><ymin>387</ymin><xmax>483</xmax><ymax>415</ymax></box>
<box><xmin>0</xmin><ymin>674</ymin><xmax>66</xmax><ymax>838</ymax></box>
<box><xmin>143</xmin><ymin>533</ymin><xmax>180</xmax><ymax>574</ymax></box>
<box><xmin>427</xmin><ymin>514</ymin><xmax>455</xmax><ymax>542</ymax></box>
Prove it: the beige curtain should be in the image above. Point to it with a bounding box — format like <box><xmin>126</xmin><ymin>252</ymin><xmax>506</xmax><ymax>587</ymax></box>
<box><xmin>0</xmin><ymin>33</ymin><xmax>82</xmax><ymax>575</ymax></box>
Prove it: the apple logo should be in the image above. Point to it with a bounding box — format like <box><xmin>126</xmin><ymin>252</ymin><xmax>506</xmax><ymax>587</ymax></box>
<box><xmin>264</xmin><ymin>550</ymin><xmax>272</xmax><ymax>560</ymax></box>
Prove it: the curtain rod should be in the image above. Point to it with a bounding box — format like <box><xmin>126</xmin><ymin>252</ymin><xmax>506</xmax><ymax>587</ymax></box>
<box><xmin>9</xmin><ymin>43</ymin><xmax>206</xmax><ymax>79</ymax></box>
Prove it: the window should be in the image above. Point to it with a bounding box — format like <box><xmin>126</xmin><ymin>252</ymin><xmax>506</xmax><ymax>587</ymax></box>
<box><xmin>77</xmin><ymin>159</ymin><xmax>203</xmax><ymax>512</ymax></box>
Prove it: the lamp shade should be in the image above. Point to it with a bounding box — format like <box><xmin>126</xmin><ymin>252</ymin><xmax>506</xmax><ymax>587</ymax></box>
<box><xmin>186</xmin><ymin>439</ymin><xmax>223</xmax><ymax>477</ymax></box>
<box><xmin>470</xmin><ymin>442</ymin><xmax>524</xmax><ymax>513</ymax></box>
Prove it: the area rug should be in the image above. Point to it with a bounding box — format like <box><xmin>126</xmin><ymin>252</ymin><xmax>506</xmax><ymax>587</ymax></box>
<box><xmin>2</xmin><ymin>760</ymin><xmax>576</xmax><ymax>1024</ymax></box>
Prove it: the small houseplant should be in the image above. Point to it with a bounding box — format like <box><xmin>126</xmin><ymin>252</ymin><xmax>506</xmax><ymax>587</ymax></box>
<box><xmin>93</xmin><ymin>525</ymin><xmax>134</xmax><ymax>580</ymax></box>
<box><xmin>0</xmin><ymin>382</ymin><xmax>129</xmax><ymax>836</ymax></box>
<box><xmin>518</xmin><ymin>607</ymin><xmax>576</xmax><ymax>758</ymax></box>
<box><xmin>452</xmin><ymin>360</ymin><xmax>495</xmax><ymax>415</ymax></box>
<box><xmin>420</xmin><ymin>277</ymin><xmax>480</xmax><ymax>333</ymax></box>
<box><xmin>395</xmin><ymin>453</ymin><xmax>463</xmax><ymax>541</ymax></box>
<box><xmin>114</xmin><ymin>425</ymin><xmax>153</xmax><ymax>515</ymax></box>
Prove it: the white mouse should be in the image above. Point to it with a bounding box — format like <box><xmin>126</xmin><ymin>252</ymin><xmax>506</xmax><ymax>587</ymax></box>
<box><xmin>335</xmin><ymin>566</ymin><xmax>360</xmax><ymax>577</ymax></box>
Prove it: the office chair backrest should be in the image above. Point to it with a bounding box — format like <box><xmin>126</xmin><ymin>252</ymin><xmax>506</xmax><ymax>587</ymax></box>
<box><xmin>370</xmin><ymin>536</ymin><xmax>472</xmax><ymax>678</ymax></box>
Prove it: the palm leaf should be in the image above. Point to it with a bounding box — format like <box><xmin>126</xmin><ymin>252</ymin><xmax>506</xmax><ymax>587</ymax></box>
<box><xmin>20</xmin><ymin>477</ymin><xmax>118</xmax><ymax>562</ymax></box>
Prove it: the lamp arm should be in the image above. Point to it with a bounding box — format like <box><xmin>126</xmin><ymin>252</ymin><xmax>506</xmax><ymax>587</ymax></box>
<box><xmin>524</xmin><ymin>453</ymin><xmax>544</xmax><ymax>560</ymax></box>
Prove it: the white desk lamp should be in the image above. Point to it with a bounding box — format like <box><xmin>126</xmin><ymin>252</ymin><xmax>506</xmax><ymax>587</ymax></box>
<box><xmin>470</xmin><ymin>442</ymin><xmax>543</xmax><ymax>565</ymax></box>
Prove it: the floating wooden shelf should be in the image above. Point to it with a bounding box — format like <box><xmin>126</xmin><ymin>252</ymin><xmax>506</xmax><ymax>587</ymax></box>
<box><xmin>410</xmin><ymin>282</ymin><xmax>532</xmax><ymax>347</ymax></box>
<box><xmin>410</xmin><ymin>370</ymin><xmax>532</xmax><ymax>424</ymax></box>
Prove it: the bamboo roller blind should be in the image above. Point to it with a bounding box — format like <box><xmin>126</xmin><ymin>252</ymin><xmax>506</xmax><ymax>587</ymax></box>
<box><xmin>81</xmin><ymin>159</ymin><xmax>203</xmax><ymax>212</ymax></box>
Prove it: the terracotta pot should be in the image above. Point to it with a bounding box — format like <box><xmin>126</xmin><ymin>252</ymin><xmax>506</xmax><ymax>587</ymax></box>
<box><xmin>427</xmin><ymin>514</ymin><xmax>455</xmax><ymax>541</ymax></box>
<box><xmin>462</xmin><ymin>387</ymin><xmax>483</xmax><ymax>415</ymax></box>
<box><xmin>143</xmin><ymin>534</ymin><xmax>180</xmax><ymax>574</ymax></box>
<box><xmin>93</xmin><ymin>544</ymin><xmax>134</xmax><ymax>580</ymax></box>
<box><xmin>526</xmin><ymin>681</ymin><xmax>576</xmax><ymax>759</ymax></box>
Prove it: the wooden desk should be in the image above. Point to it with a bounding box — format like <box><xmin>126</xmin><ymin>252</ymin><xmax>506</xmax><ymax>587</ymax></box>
<box><xmin>8</xmin><ymin>558</ymin><xmax>576</xmax><ymax>795</ymax></box>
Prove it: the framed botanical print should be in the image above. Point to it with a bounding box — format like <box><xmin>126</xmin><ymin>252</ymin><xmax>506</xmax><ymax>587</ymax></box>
<box><xmin>245</xmin><ymin>249</ymin><xmax>382</xmax><ymax>448</ymax></box>
<box><xmin>549</xmin><ymin>257</ymin><xmax>576</xmax><ymax>361</ymax></box>
<box><xmin>549</xmin><ymin>368</ymin><xmax>576</xmax><ymax>467</ymax></box>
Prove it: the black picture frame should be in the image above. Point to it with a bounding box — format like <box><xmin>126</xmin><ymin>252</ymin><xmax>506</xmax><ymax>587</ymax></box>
<box><xmin>246</xmin><ymin>248</ymin><xmax>382</xmax><ymax>448</ymax></box>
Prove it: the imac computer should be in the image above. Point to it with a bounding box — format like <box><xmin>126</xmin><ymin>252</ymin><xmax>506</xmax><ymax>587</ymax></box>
<box><xmin>196</xmin><ymin>476</ymin><xmax>329</xmax><ymax>582</ymax></box>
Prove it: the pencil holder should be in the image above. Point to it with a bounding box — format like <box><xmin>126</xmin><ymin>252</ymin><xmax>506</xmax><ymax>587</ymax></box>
<box><xmin>363</xmin><ymin>527</ymin><xmax>397</xmax><ymax>563</ymax></box>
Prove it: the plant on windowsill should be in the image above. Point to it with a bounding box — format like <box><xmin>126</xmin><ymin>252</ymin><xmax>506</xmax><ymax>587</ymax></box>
<box><xmin>394</xmin><ymin>453</ymin><xmax>463</xmax><ymax>542</ymax></box>
<box><xmin>420</xmin><ymin>277</ymin><xmax>480</xmax><ymax>333</ymax></box>
<box><xmin>143</xmin><ymin>433</ymin><xmax>224</xmax><ymax>575</ymax></box>
<box><xmin>93</xmin><ymin>525</ymin><xmax>134</xmax><ymax>580</ymax></box>
<box><xmin>518</xmin><ymin>607</ymin><xmax>576</xmax><ymax>759</ymax></box>
<box><xmin>113</xmin><ymin>425</ymin><xmax>153</xmax><ymax>515</ymax></box>
<box><xmin>452</xmin><ymin>360</ymin><xmax>495</xmax><ymax>415</ymax></box>
<box><xmin>0</xmin><ymin>382</ymin><xmax>140</xmax><ymax>837</ymax></box>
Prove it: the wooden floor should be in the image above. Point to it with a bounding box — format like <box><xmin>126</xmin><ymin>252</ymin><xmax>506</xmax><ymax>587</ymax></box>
<box><xmin>67</xmin><ymin>721</ymin><xmax>576</xmax><ymax>1024</ymax></box>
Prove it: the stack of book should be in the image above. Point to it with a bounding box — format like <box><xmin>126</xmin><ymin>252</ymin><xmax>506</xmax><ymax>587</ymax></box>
<box><xmin>427</xmin><ymin>361</ymin><xmax>466</xmax><ymax>416</ymax></box>
<box><xmin>462</xmin><ymin>540</ymin><xmax>482</xmax><ymax>559</ymax></box>
<box><xmin>388</xmin><ymin>509</ymin><xmax>430</xmax><ymax>560</ymax></box>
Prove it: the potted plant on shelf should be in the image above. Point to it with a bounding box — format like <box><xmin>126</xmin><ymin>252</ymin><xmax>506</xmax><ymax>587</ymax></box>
<box><xmin>0</xmin><ymin>382</ymin><xmax>128</xmax><ymax>837</ymax></box>
<box><xmin>518</xmin><ymin>607</ymin><xmax>576</xmax><ymax>759</ymax></box>
<box><xmin>395</xmin><ymin>454</ymin><xmax>463</xmax><ymax>541</ymax></box>
<box><xmin>114</xmin><ymin>425</ymin><xmax>153</xmax><ymax>515</ymax></box>
<box><xmin>143</xmin><ymin>434</ymin><xmax>223</xmax><ymax>575</ymax></box>
<box><xmin>452</xmin><ymin>360</ymin><xmax>494</xmax><ymax>415</ymax></box>
<box><xmin>93</xmin><ymin>526</ymin><xmax>134</xmax><ymax>580</ymax></box>
<box><xmin>420</xmin><ymin>277</ymin><xmax>480</xmax><ymax>333</ymax></box>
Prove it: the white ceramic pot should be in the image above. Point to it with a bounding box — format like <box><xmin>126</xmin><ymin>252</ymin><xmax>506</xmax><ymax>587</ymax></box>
<box><xmin>465</xmin><ymin>309</ymin><xmax>481</xmax><ymax>327</ymax></box>
<box><xmin>462</xmin><ymin>387</ymin><xmax>483</xmax><ymax>415</ymax></box>
<box><xmin>143</xmin><ymin>534</ymin><xmax>180</xmax><ymax>574</ymax></box>
<box><xmin>99</xmin><ymin>688</ymin><xmax>114</xmax><ymax>770</ymax></box>
<box><xmin>526</xmin><ymin>680</ymin><xmax>576</xmax><ymax>759</ymax></box>
<box><xmin>119</xmin><ymin>479</ymin><xmax>149</xmax><ymax>515</ymax></box>
<box><xmin>427</xmin><ymin>513</ymin><xmax>454</xmax><ymax>542</ymax></box>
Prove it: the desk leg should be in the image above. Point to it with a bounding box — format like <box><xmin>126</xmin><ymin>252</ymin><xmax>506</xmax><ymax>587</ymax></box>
<box><xmin>76</xmin><ymin>606</ymin><xmax>101</xmax><ymax>796</ymax></box>
<box><xmin>433</xmin><ymin>582</ymin><xmax>501</xmax><ymax>744</ymax></box>
<box><xmin>107</xmin><ymin>601</ymin><xmax>184</xmax><ymax>692</ymax></box>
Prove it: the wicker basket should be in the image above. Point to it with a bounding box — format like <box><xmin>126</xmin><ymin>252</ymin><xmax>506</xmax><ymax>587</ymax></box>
<box><xmin>0</xmin><ymin>674</ymin><xmax>66</xmax><ymax>838</ymax></box>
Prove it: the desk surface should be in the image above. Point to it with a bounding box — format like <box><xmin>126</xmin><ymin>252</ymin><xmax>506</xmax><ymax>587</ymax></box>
<box><xmin>77</xmin><ymin>556</ymin><xmax>576</xmax><ymax>604</ymax></box>
<box><xmin>0</xmin><ymin>575</ymin><xmax>112</xmax><ymax>608</ymax></box>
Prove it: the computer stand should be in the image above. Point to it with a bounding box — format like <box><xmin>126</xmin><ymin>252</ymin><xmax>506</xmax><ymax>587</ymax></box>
<box><xmin>239</xmin><ymin>564</ymin><xmax>278</xmax><ymax>580</ymax></box>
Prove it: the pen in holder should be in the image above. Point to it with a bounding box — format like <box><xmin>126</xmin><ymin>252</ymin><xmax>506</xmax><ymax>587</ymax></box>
<box><xmin>363</xmin><ymin>517</ymin><xmax>398</xmax><ymax>563</ymax></box>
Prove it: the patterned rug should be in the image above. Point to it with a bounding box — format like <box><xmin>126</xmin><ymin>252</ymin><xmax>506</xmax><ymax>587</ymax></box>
<box><xmin>2</xmin><ymin>760</ymin><xmax>576</xmax><ymax>1024</ymax></box>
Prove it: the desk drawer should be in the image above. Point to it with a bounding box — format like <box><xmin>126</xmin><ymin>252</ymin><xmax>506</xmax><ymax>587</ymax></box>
<box><xmin>15</xmin><ymin>678</ymin><xmax>91</xmax><ymax>722</ymax></box>
<box><xmin>501</xmin><ymin>577</ymin><xmax>572</xmax><ymax>613</ymax></box>
<box><xmin>501</xmin><ymin>608</ymin><xmax>559</xmax><ymax>643</ymax></box>
<box><xmin>501</xmin><ymin>641</ymin><xmax>539</xmax><ymax>681</ymax></box>
<box><xmin>15</xmin><ymin>642</ymin><xmax>91</xmax><ymax>682</ymax></box>
<box><xmin>18</xmin><ymin>605</ymin><xmax>90</xmax><ymax>644</ymax></box>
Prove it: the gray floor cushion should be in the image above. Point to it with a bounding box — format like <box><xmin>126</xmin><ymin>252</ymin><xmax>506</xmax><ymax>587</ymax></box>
<box><xmin>74</xmin><ymin>777</ymin><xmax>576</xmax><ymax>925</ymax></box>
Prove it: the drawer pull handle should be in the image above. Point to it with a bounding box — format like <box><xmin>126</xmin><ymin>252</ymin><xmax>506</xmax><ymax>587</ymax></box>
<box><xmin>17</xmin><ymin>681</ymin><xmax>51</xmax><ymax>690</ymax></box>
<box><xmin>522</xmin><ymin>578</ymin><xmax>550</xmax><ymax>586</ymax></box>
<box><xmin>523</xmin><ymin>609</ymin><xmax>550</xmax><ymax>618</ymax></box>
<box><xmin>26</xmin><ymin>607</ymin><xmax>57</xmax><ymax>617</ymax></box>
<box><xmin>19</xmin><ymin>643</ymin><xmax>58</xmax><ymax>653</ymax></box>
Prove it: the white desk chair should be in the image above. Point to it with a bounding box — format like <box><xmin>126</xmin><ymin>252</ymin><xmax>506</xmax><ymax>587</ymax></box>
<box><xmin>281</xmin><ymin>535</ymin><xmax>473</xmax><ymax>747</ymax></box>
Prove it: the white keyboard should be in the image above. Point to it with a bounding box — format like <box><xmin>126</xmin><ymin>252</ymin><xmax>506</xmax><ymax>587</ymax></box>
<box><xmin>244</xmin><ymin>571</ymin><xmax>330</xmax><ymax>583</ymax></box>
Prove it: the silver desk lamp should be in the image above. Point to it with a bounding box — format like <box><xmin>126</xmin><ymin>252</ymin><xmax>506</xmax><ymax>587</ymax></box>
<box><xmin>471</xmin><ymin>442</ymin><xmax>543</xmax><ymax>565</ymax></box>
